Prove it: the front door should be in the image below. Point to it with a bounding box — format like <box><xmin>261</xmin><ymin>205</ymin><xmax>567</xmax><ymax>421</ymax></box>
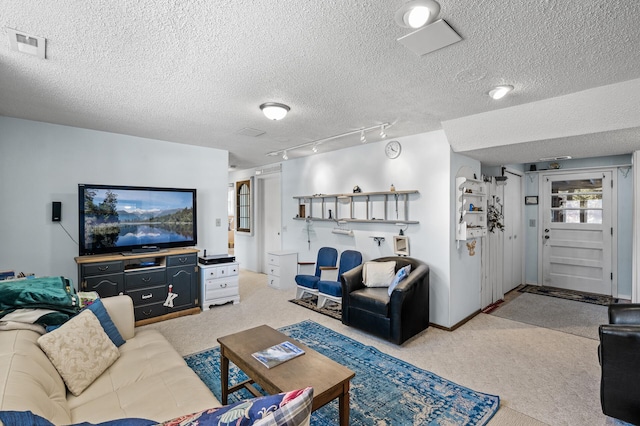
<box><xmin>540</xmin><ymin>171</ymin><xmax>612</xmax><ymax>295</ymax></box>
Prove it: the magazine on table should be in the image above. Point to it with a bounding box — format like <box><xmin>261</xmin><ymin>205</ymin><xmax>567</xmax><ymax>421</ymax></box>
<box><xmin>251</xmin><ymin>341</ymin><xmax>305</xmax><ymax>368</ymax></box>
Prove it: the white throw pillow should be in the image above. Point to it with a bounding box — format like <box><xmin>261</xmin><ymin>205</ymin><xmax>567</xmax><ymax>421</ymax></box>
<box><xmin>363</xmin><ymin>261</ymin><xmax>397</xmax><ymax>288</ymax></box>
<box><xmin>37</xmin><ymin>309</ymin><xmax>120</xmax><ymax>396</ymax></box>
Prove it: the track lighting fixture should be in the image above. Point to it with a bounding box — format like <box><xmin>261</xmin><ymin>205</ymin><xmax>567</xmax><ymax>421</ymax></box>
<box><xmin>265</xmin><ymin>122</ymin><xmax>390</xmax><ymax>158</ymax></box>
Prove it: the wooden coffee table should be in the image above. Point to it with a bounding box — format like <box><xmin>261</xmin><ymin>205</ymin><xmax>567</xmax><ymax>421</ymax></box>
<box><xmin>217</xmin><ymin>325</ymin><xmax>355</xmax><ymax>426</ymax></box>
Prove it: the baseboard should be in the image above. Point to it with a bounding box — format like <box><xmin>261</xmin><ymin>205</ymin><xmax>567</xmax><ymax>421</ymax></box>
<box><xmin>134</xmin><ymin>307</ymin><xmax>201</xmax><ymax>327</ymax></box>
<box><xmin>430</xmin><ymin>309</ymin><xmax>481</xmax><ymax>332</ymax></box>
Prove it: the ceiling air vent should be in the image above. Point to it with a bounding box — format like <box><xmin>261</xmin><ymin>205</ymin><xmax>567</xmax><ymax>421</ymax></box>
<box><xmin>7</xmin><ymin>28</ymin><xmax>46</xmax><ymax>59</ymax></box>
<box><xmin>236</xmin><ymin>127</ymin><xmax>265</xmax><ymax>137</ymax></box>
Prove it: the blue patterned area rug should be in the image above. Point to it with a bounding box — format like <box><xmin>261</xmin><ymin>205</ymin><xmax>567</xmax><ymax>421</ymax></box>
<box><xmin>184</xmin><ymin>320</ymin><xmax>500</xmax><ymax>425</ymax></box>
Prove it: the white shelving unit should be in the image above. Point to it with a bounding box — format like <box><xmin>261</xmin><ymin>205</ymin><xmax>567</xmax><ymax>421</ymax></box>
<box><xmin>456</xmin><ymin>177</ymin><xmax>488</xmax><ymax>240</ymax></box>
<box><xmin>293</xmin><ymin>190</ymin><xmax>419</xmax><ymax>224</ymax></box>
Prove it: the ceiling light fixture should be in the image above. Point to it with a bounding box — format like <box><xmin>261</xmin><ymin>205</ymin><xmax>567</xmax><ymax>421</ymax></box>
<box><xmin>488</xmin><ymin>85</ymin><xmax>514</xmax><ymax>100</ymax></box>
<box><xmin>395</xmin><ymin>0</ymin><xmax>441</xmax><ymax>29</ymax></box>
<box><xmin>259</xmin><ymin>102</ymin><xmax>290</xmax><ymax>120</ymax></box>
<box><xmin>380</xmin><ymin>124</ymin><xmax>387</xmax><ymax>139</ymax></box>
<box><xmin>266</xmin><ymin>122</ymin><xmax>391</xmax><ymax>158</ymax></box>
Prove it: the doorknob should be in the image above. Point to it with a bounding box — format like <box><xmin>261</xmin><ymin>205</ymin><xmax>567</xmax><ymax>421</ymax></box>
<box><xmin>544</xmin><ymin>235</ymin><xmax>550</xmax><ymax>239</ymax></box>
<box><xmin>544</xmin><ymin>229</ymin><xmax>550</xmax><ymax>233</ymax></box>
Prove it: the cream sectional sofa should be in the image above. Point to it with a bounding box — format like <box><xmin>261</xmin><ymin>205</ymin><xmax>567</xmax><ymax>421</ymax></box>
<box><xmin>0</xmin><ymin>295</ymin><xmax>220</xmax><ymax>424</ymax></box>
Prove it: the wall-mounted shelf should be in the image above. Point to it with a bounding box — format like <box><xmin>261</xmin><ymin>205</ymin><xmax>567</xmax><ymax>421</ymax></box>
<box><xmin>456</xmin><ymin>177</ymin><xmax>487</xmax><ymax>240</ymax></box>
<box><xmin>293</xmin><ymin>190</ymin><xmax>419</xmax><ymax>224</ymax></box>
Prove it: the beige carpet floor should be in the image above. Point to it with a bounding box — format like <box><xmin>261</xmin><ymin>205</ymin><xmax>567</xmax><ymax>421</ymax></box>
<box><xmin>139</xmin><ymin>271</ymin><xmax>617</xmax><ymax>426</ymax></box>
<box><xmin>490</xmin><ymin>292</ymin><xmax>608</xmax><ymax>340</ymax></box>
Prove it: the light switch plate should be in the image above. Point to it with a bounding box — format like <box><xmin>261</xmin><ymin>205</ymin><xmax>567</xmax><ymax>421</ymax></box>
<box><xmin>216</xmin><ymin>218</ymin><xmax>221</xmax><ymax>226</ymax></box>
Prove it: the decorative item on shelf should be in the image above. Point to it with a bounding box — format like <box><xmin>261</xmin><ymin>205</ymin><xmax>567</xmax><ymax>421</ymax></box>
<box><xmin>469</xmin><ymin>203</ymin><xmax>474</xmax><ymax>211</ymax></box>
<box><xmin>353</xmin><ymin>185</ymin><xmax>362</xmax><ymax>193</ymax></box>
<box><xmin>390</xmin><ymin>183</ymin><xmax>396</xmax><ymax>192</ymax></box>
<box><xmin>298</xmin><ymin>205</ymin><xmax>306</xmax><ymax>218</ymax></box>
<box><xmin>328</xmin><ymin>209</ymin><xmax>333</xmax><ymax>219</ymax></box>
<box><xmin>549</xmin><ymin>162</ymin><xmax>561</xmax><ymax>169</ymax></box>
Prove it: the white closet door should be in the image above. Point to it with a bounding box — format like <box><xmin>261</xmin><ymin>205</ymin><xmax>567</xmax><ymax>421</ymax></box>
<box><xmin>503</xmin><ymin>171</ymin><xmax>523</xmax><ymax>293</ymax></box>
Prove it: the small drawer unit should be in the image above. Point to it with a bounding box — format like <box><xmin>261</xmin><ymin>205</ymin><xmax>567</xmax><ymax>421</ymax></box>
<box><xmin>200</xmin><ymin>262</ymin><xmax>239</xmax><ymax>310</ymax></box>
<box><xmin>267</xmin><ymin>251</ymin><xmax>297</xmax><ymax>290</ymax></box>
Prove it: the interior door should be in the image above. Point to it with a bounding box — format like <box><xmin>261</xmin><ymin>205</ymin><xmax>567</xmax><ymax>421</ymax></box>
<box><xmin>503</xmin><ymin>171</ymin><xmax>523</xmax><ymax>293</ymax></box>
<box><xmin>541</xmin><ymin>171</ymin><xmax>612</xmax><ymax>295</ymax></box>
<box><xmin>260</xmin><ymin>175</ymin><xmax>282</xmax><ymax>274</ymax></box>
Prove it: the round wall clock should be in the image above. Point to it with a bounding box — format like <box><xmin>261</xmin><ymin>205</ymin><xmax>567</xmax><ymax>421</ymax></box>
<box><xmin>385</xmin><ymin>140</ymin><xmax>401</xmax><ymax>159</ymax></box>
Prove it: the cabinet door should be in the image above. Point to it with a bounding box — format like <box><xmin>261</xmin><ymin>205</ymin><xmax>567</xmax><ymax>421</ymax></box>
<box><xmin>167</xmin><ymin>265</ymin><xmax>197</xmax><ymax>310</ymax></box>
<box><xmin>84</xmin><ymin>273</ymin><xmax>124</xmax><ymax>297</ymax></box>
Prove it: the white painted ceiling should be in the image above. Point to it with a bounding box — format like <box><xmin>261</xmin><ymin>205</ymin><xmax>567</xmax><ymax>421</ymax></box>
<box><xmin>2</xmin><ymin>1</ymin><xmax>640</xmax><ymax>169</ymax></box>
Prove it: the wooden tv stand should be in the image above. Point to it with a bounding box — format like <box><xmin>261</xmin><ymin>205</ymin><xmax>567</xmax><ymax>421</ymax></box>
<box><xmin>74</xmin><ymin>248</ymin><xmax>200</xmax><ymax>326</ymax></box>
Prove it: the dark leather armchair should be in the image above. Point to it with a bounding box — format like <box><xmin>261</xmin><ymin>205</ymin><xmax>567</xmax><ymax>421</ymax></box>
<box><xmin>341</xmin><ymin>256</ymin><xmax>429</xmax><ymax>345</ymax></box>
<box><xmin>599</xmin><ymin>303</ymin><xmax>640</xmax><ymax>424</ymax></box>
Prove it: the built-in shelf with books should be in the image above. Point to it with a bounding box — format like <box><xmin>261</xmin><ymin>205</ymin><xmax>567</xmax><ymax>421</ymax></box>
<box><xmin>456</xmin><ymin>177</ymin><xmax>487</xmax><ymax>240</ymax></box>
<box><xmin>293</xmin><ymin>190</ymin><xmax>419</xmax><ymax>224</ymax></box>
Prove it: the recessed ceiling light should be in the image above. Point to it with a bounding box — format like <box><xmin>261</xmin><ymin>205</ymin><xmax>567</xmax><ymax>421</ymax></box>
<box><xmin>260</xmin><ymin>102</ymin><xmax>290</xmax><ymax>120</ymax></box>
<box><xmin>488</xmin><ymin>85</ymin><xmax>514</xmax><ymax>100</ymax></box>
<box><xmin>395</xmin><ymin>0</ymin><xmax>441</xmax><ymax>29</ymax></box>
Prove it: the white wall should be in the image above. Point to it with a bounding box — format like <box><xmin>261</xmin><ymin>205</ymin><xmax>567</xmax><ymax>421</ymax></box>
<box><xmin>449</xmin><ymin>153</ymin><xmax>483</xmax><ymax>326</ymax></box>
<box><xmin>0</xmin><ymin>117</ymin><xmax>229</xmax><ymax>285</ymax></box>
<box><xmin>279</xmin><ymin>130</ymin><xmax>456</xmax><ymax>326</ymax></box>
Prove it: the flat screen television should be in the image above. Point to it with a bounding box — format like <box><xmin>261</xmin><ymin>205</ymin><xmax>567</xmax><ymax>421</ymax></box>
<box><xmin>78</xmin><ymin>184</ymin><xmax>197</xmax><ymax>256</ymax></box>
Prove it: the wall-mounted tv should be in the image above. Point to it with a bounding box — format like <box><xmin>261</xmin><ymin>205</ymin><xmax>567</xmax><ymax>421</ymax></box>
<box><xmin>78</xmin><ymin>184</ymin><xmax>197</xmax><ymax>256</ymax></box>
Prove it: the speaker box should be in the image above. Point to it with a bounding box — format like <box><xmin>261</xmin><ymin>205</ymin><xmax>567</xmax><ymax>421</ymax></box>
<box><xmin>52</xmin><ymin>201</ymin><xmax>62</xmax><ymax>222</ymax></box>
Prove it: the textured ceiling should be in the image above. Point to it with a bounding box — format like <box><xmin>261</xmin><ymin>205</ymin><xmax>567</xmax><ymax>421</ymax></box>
<box><xmin>2</xmin><ymin>1</ymin><xmax>640</xmax><ymax>169</ymax></box>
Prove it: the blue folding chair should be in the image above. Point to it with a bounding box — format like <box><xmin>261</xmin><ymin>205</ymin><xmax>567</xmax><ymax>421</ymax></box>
<box><xmin>295</xmin><ymin>247</ymin><xmax>338</xmax><ymax>299</ymax></box>
<box><xmin>317</xmin><ymin>250</ymin><xmax>362</xmax><ymax>308</ymax></box>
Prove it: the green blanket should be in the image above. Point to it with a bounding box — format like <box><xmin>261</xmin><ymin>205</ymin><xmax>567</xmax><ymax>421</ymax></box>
<box><xmin>0</xmin><ymin>276</ymin><xmax>80</xmax><ymax>325</ymax></box>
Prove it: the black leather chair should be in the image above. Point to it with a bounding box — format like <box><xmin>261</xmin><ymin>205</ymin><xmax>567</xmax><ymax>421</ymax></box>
<box><xmin>599</xmin><ymin>303</ymin><xmax>640</xmax><ymax>425</ymax></box>
<box><xmin>341</xmin><ymin>256</ymin><xmax>429</xmax><ymax>345</ymax></box>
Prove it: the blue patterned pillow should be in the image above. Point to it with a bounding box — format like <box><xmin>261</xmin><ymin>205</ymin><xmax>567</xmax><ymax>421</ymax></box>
<box><xmin>0</xmin><ymin>411</ymin><xmax>153</xmax><ymax>426</ymax></box>
<box><xmin>388</xmin><ymin>265</ymin><xmax>411</xmax><ymax>296</ymax></box>
<box><xmin>158</xmin><ymin>387</ymin><xmax>313</xmax><ymax>426</ymax></box>
<box><xmin>83</xmin><ymin>299</ymin><xmax>125</xmax><ymax>347</ymax></box>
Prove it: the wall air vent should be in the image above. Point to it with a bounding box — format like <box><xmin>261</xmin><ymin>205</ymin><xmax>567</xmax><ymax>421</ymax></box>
<box><xmin>7</xmin><ymin>28</ymin><xmax>46</xmax><ymax>59</ymax></box>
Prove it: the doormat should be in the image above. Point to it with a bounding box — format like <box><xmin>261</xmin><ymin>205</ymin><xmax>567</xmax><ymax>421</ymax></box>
<box><xmin>288</xmin><ymin>295</ymin><xmax>341</xmax><ymax>320</ymax></box>
<box><xmin>185</xmin><ymin>320</ymin><xmax>500</xmax><ymax>426</ymax></box>
<box><xmin>519</xmin><ymin>284</ymin><xmax>613</xmax><ymax>306</ymax></box>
